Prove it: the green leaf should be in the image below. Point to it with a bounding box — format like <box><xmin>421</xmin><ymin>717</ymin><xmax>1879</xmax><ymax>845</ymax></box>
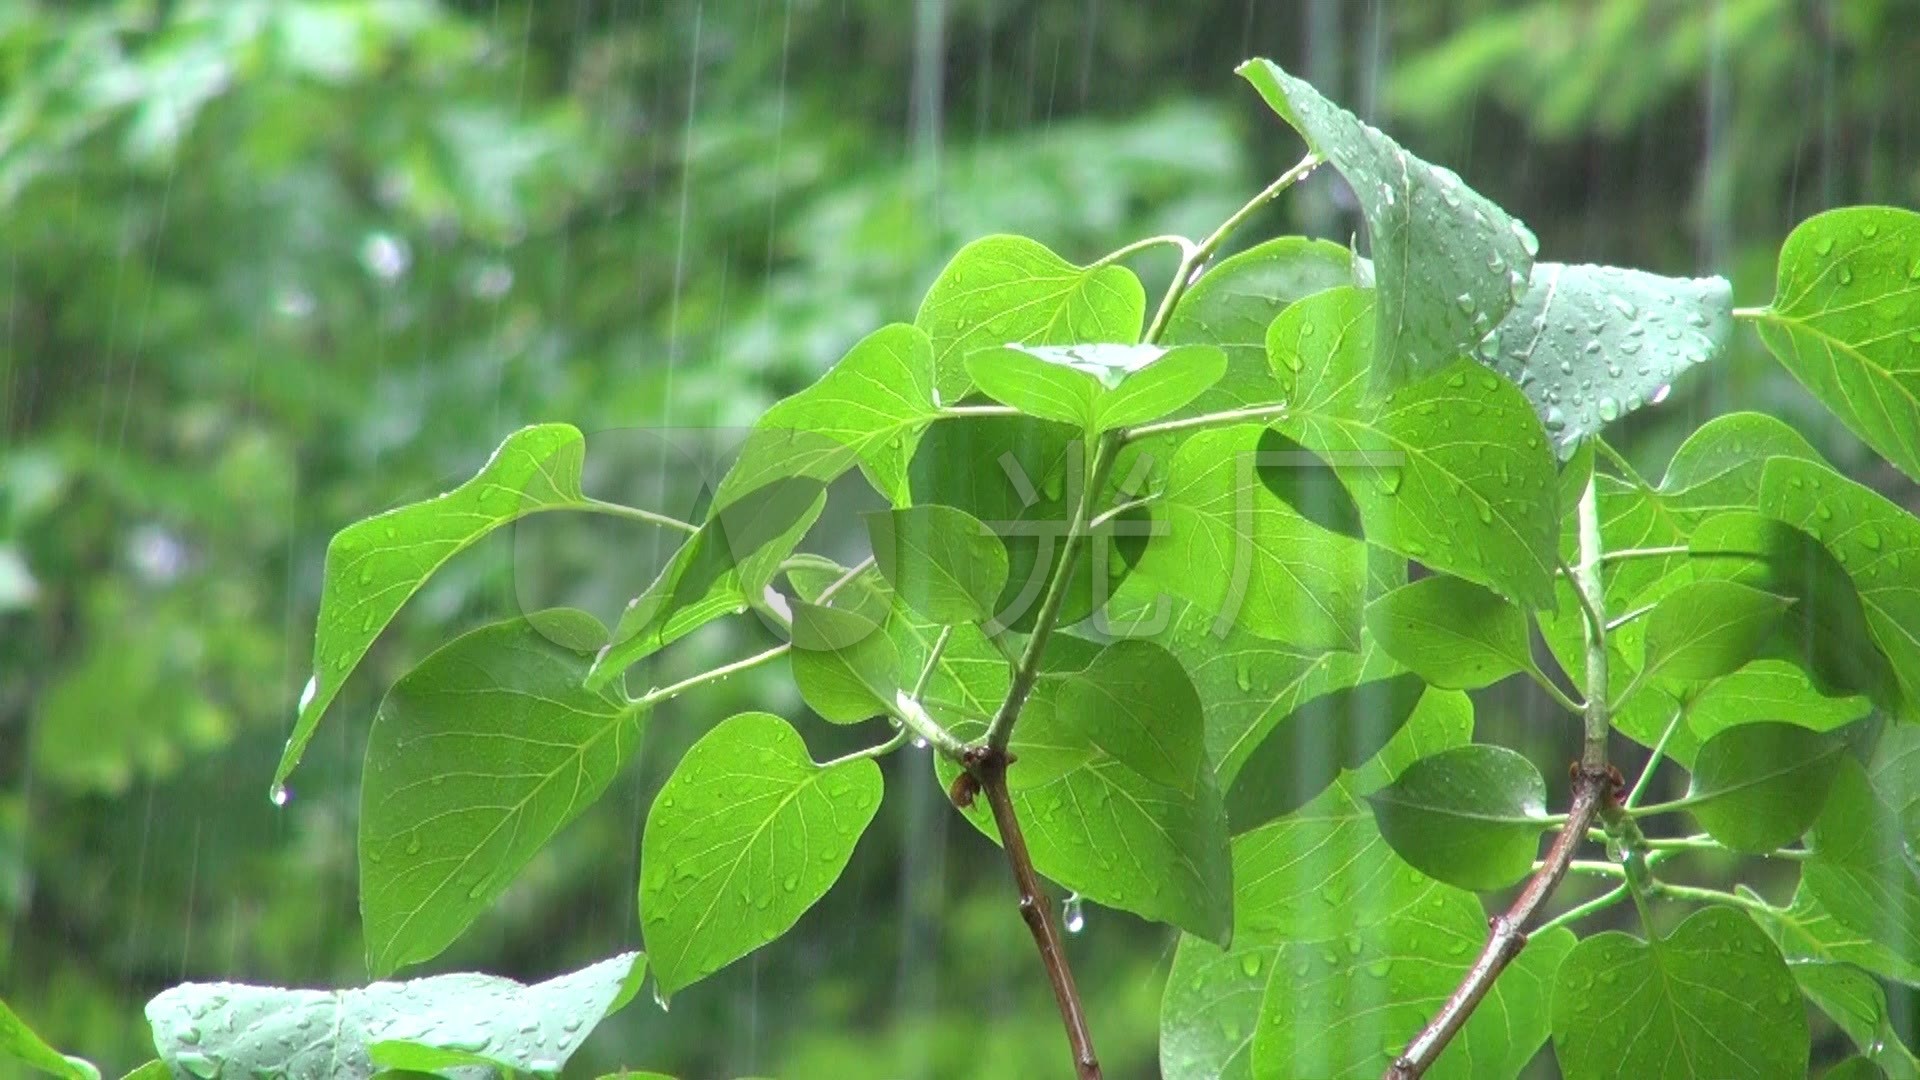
<box><xmin>1272</xmin><ymin>288</ymin><xmax>1558</xmax><ymax>608</ymax></box>
<box><xmin>1053</xmin><ymin>639</ymin><xmax>1205</xmax><ymax>791</ymax></box>
<box><xmin>1684</xmin><ymin>721</ymin><xmax>1848</xmax><ymax>854</ymax></box>
<box><xmin>864</xmin><ymin>504</ymin><xmax>1008</xmax><ymax>625</ymax></box>
<box><xmin>1550</xmin><ymin>907</ymin><xmax>1807</xmax><ymax>1079</ymax></box>
<box><xmin>1631</xmin><ymin>659</ymin><xmax>1872</xmax><ymax>769</ymax></box>
<box><xmin>964</xmin><ymin>342</ymin><xmax>1226</xmax><ymax>432</ymax></box>
<box><xmin>1752</xmin><ymin>206</ymin><xmax>1920</xmax><ymax>483</ymax></box>
<box><xmin>1638</xmin><ymin>579</ymin><xmax>1792</xmax><ymax>684</ymax></box>
<box><xmin>788</xmin><ymin>600</ymin><xmax>899</xmax><ymax>723</ymax></box>
<box><xmin>1237</xmin><ymin>59</ymin><xmax>1536</xmax><ymax>388</ymax></box>
<box><xmin>1162</xmin><ymin>235</ymin><xmax>1358</xmax><ymax>414</ymax></box>
<box><xmin>145</xmin><ymin>953</ymin><xmax>642</xmax><ymax>1080</ymax></box>
<box><xmin>1827</xmin><ymin>1059</ymin><xmax>1892</xmax><ymax>1080</ymax></box>
<box><xmin>1806</xmin><ymin>760</ymin><xmax>1920</xmax><ymax>969</ymax></box>
<box><xmin>715</xmin><ymin>323</ymin><xmax>941</xmax><ymax>507</ymax></box>
<box><xmin>280</xmin><ymin>423</ymin><xmax>620</xmax><ymax>789</ymax></box>
<box><xmin>1366</xmin><ymin>744</ymin><xmax>1550</xmax><ymax>891</ymax></box>
<box><xmin>590</xmin><ymin>476</ymin><xmax>825</xmax><ymax>687</ymax></box>
<box><xmin>1366</xmin><ymin>575</ymin><xmax>1534</xmax><ymax>689</ymax></box>
<box><xmin>1476</xmin><ymin>263</ymin><xmax>1732</xmax><ymax>456</ymax></box>
<box><xmin>0</xmin><ymin>998</ymin><xmax>96</xmax><ymax>1080</ymax></box>
<box><xmin>360</xmin><ymin>612</ymin><xmax>642</xmax><ymax>976</ymax></box>
<box><xmin>1251</xmin><ymin>887</ymin><xmax>1572</xmax><ymax>1079</ymax></box>
<box><xmin>916</xmin><ymin>234</ymin><xmax>1146</xmax><ymax>400</ymax></box>
<box><xmin>640</xmin><ymin>712</ymin><xmax>882</xmax><ymax>997</ymax></box>
<box><xmin>1760</xmin><ymin>880</ymin><xmax>1920</xmax><ymax>987</ymax></box>
<box><xmin>1761</xmin><ymin>456</ymin><xmax>1920</xmax><ymax>711</ymax></box>
<box><xmin>117</xmin><ymin>1064</ymin><xmax>168</xmax><ymax>1080</ymax></box>
<box><xmin>1133</xmin><ymin>423</ymin><xmax>1368</xmax><ymax>650</ymax></box>
<box><xmin>1790</xmin><ymin>962</ymin><xmax>1920</xmax><ymax>1078</ymax></box>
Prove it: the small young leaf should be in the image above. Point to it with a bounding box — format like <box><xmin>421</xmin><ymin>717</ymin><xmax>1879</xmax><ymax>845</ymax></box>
<box><xmin>360</xmin><ymin>612</ymin><xmax>642</xmax><ymax>976</ymax></box>
<box><xmin>1365</xmin><ymin>575</ymin><xmax>1533</xmax><ymax>689</ymax></box>
<box><xmin>1805</xmin><ymin>760</ymin><xmax>1920</xmax><ymax>969</ymax></box>
<box><xmin>1054</xmin><ymin>640</ymin><xmax>1206</xmax><ymax>791</ymax></box>
<box><xmin>0</xmin><ymin>998</ymin><xmax>96</xmax><ymax>1080</ymax></box>
<box><xmin>1366</xmin><ymin>744</ymin><xmax>1550</xmax><ymax>891</ymax></box>
<box><xmin>1238</xmin><ymin>59</ymin><xmax>1537</xmax><ymax>388</ymax></box>
<box><xmin>280</xmin><ymin>423</ymin><xmax>616</xmax><ymax>788</ymax></box>
<box><xmin>864</xmin><ymin>504</ymin><xmax>1009</xmax><ymax>625</ymax></box>
<box><xmin>1751</xmin><ymin>206</ymin><xmax>1920</xmax><ymax>483</ymax></box>
<box><xmin>916</xmin><ymin>234</ymin><xmax>1146</xmax><ymax>400</ymax></box>
<box><xmin>1550</xmin><ymin>908</ymin><xmax>1807</xmax><ymax>1079</ymax></box>
<box><xmin>641</xmin><ymin>713</ymin><xmax>881</xmax><ymax>996</ymax></box>
<box><xmin>1684</xmin><ymin>721</ymin><xmax>1848</xmax><ymax>853</ymax></box>
<box><xmin>965</xmin><ymin>342</ymin><xmax>1227</xmax><ymax>432</ymax></box>
<box><xmin>145</xmin><ymin>953</ymin><xmax>643</xmax><ymax>1080</ymax></box>
<box><xmin>1639</xmin><ymin>579</ymin><xmax>1792</xmax><ymax>684</ymax></box>
<box><xmin>1477</xmin><ymin>263</ymin><xmax>1732</xmax><ymax>456</ymax></box>
<box><xmin>788</xmin><ymin>600</ymin><xmax>899</xmax><ymax>723</ymax></box>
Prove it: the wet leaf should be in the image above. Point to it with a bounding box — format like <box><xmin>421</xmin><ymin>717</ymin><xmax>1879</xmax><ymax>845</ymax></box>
<box><xmin>965</xmin><ymin>342</ymin><xmax>1226</xmax><ymax>431</ymax></box>
<box><xmin>865</xmin><ymin>504</ymin><xmax>1009</xmax><ymax>625</ymax></box>
<box><xmin>1760</xmin><ymin>880</ymin><xmax>1920</xmax><ymax>987</ymax></box>
<box><xmin>1054</xmin><ymin>639</ymin><xmax>1206</xmax><ymax>791</ymax></box>
<box><xmin>1806</xmin><ymin>761</ymin><xmax>1920</xmax><ymax>970</ymax></box>
<box><xmin>1790</xmin><ymin>961</ymin><xmax>1920</xmax><ymax>1078</ymax></box>
<box><xmin>1638</xmin><ymin>579</ymin><xmax>1791</xmax><ymax>684</ymax></box>
<box><xmin>1684</xmin><ymin>721</ymin><xmax>1848</xmax><ymax>854</ymax></box>
<box><xmin>1366</xmin><ymin>575</ymin><xmax>1534</xmax><ymax>689</ymax></box>
<box><xmin>1367</xmin><ymin>744</ymin><xmax>1550</xmax><ymax>891</ymax></box>
<box><xmin>789</xmin><ymin>600</ymin><xmax>899</xmax><ymax>723</ymax></box>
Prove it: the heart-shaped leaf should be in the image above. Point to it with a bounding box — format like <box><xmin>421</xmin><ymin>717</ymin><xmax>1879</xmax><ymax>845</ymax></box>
<box><xmin>1367</xmin><ymin>744</ymin><xmax>1551</xmax><ymax>891</ymax></box>
<box><xmin>1366</xmin><ymin>575</ymin><xmax>1534</xmax><ymax>689</ymax></box>
<box><xmin>1639</xmin><ymin>579</ymin><xmax>1792</xmax><ymax>684</ymax></box>
<box><xmin>965</xmin><ymin>342</ymin><xmax>1227</xmax><ymax>432</ymax></box>
<box><xmin>1683</xmin><ymin>721</ymin><xmax>1848</xmax><ymax>853</ymax></box>
<box><xmin>865</xmin><ymin>504</ymin><xmax>1009</xmax><ymax>625</ymax></box>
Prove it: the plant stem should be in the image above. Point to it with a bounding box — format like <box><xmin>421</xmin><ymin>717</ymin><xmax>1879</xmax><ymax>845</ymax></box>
<box><xmin>1593</xmin><ymin>437</ymin><xmax>1655</xmax><ymax>490</ymax></box>
<box><xmin>1625</xmin><ymin>709</ymin><xmax>1683</xmax><ymax>809</ymax></box>
<box><xmin>1527</xmin><ymin>668</ymin><xmax>1586</xmax><ymax>717</ymax></box>
<box><xmin>583</xmin><ymin>499</ymin><xmax>701</xmax><ymax>534</ymax></box>
<box><xmin>1088</xmin><ymin>233</ymin><xmax>1193</xmax><ymax>270</ymax></box>
<box><xmin>1120</xmin><ymin>401</ymin><xmax>1290</xmax><ymax>442</ymax></box>
<box><xmin>1602</xmin><ymin>545</ymin><xmax>1689</xmax><ymax>563</ymax></box>
<box><xmin>820</xmin><ymin>727</ymin><xmax>911</xmax><ymax>768</ymax></box>
<box><xmin>1537</xmin><ymin>884</ymin><xmax>1630</xmax><ymax>934</ymax></box>
<box><xmin>1389</xmin><ymin>472</ymin><xmax>1620</xmax><ymax>1080</ymax></box>
<box><xmin>1649</xmin><ymin>880</ymin><xmax>1780</xmax><ymax>916</ymax></box>
<box><xmin>939</xmin><ymin>404</ymin><xmax>1021</xmax><ymax>419</ymax></box>
<box><xmin>891</xmin><ymin>694</ymin><xmax>968</xmax><ymax>760</ymax></box>
<box><xmin>631</xmin><ymin>643</ymin><xmax>790</xmax><ymax>709</ymax></box>
<box><xmin>1731</xmin><ymin>306</ymin><xmax>1770</xmax><ymax>321</ymax></box>
<box><xmin>910</xmin><ymin>625</ymin><xmax>954</xmax><ymax>701</ymax></box>
<box><xmin>1604</xmin><ymin>603</ymin><xmax>1656</xmax><ymax>634</ymax></box>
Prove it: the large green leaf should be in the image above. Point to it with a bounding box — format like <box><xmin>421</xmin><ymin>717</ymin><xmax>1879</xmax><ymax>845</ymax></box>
<box><xmin>1162</xmin><ymin>235</ymin><xmax>1357</xmax><ymax>413</ymax></box>
<box><xmin>788</xmin><ymin>600</ymin><xmax>900</xmax><ymax>723</ymax></box>
<box><xmin>864</xmin><ymin>504</ymin><xmax>1008</xmax><ymax>625</ymax></box>
<box><xmin>1477</xmin><ymin>263</ymin><xmax>1732</xmax><ymax>456</ymax></box>
<box><xmin>640</xmin><ymin>712</ymin><xmax>882</xmax><ymax>997</ymax></box>
<box><xmin>1790</xmin><ymin>961</ymin><xmax>1920</xmax><ymax>1078</ymax></box>
<box><xmin>360</xmin><ymin>611</ymin><xmax>642</xmax><ymax>976</ymax></box>
<box><xmin>715</xmin><ymin>323</ymin><xmax>942</xmax><ymax>507</ymax></box>
<box><xmin>1751</xmin><ymin>206</ymin><xmax>1920</xmax><ymax>483</ymax></box>
<box><xmin>1806</xmin><ymin>760</ymin><xmax>1920</xmax><ymax>970</ymax></box>
<box><xmin>964</xmin><ymin>342</ymin><xmax>1226</xmax><ymax>432</ymax></box>
<box><xmin>1761</xmin><ymin>456</ymin><xmax>1920</xmax><ymax>710</ymax></box>
<box><xmin>1133</xmin><ymin>422</ymin><xmax>1368</xmax><ymax>650</ymax></box>
<box><xmin>1683</xmin><ymin>721</ymin><xmax>1847</xmax><ymax>854</ymax></box>
<box><xmin>1272</xmin><ymin>288</ymin><xmax>1559</xmax><ymax>607</ymax></box>
<box><xmin>1550</xmin><ymin>907</ymin><xmax>1807</xmax><ymax>1079</ymax></box>
<box><xmin>0</xmin><ymin>998</ymin><xmax>95</xmax><ymax>1080</ymax></box>
<box><xmin>1367</xmin><ymin>744</ymin><xmax>1551</xmax><ymax>891</ymax></box>
<box><xmin>1761</xmin><ymin>880</ymin><xmax>1920</xmax><ymax>987</ymax></box>
<box><xmin>279</xmin><ymin>424</ymin><xmax>628</xmax><ymax>790</ymax></box>
<box><xmin>1365</xmin><ymin>575</ymin><xmax>1534</xmax><ymax>689</ymax></box>
<box><xmin>1053</xmin><ymin>639</ymin><xmax>1205</xmax><ymax>791</ymax></box>
<box><xmin>589</xmin><ymin>476</ymin><xmax>825</xmax><ymax>687</ymax></box>
<box><xmin>1238</xmin><ymin>59</ymin><xmax>1536</xmax><ymax>388</ymax></box>
<box><xmin>144</xmin><ymin>953</ymin><xmax>643</xmax><ymax>1080</ymax></box>
<box><xmin>1638</xmin><ymin>579</ymin><xmax>1791</xmax><ymax>684</ymax></box>
<box><xmin>915</xmin><ymin>234</ymin><xmax>1146</xmax><ymax>400</ymax></box>
<box><xmin>1638</xmin><ymin>659</ymin><xmax>1872</xmax><ymax>769</ymax></box>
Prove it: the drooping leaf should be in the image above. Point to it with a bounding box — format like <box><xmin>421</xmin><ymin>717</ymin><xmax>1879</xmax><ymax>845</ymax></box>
<box><xmin>1806</xmin><ymin>760</ymin><xmax>1920</xmax><ymax>970</ymax></box>
<box><xmin>1638</xmin><ymin>579</ymin><xmax>1792</xmax><ymax>684</ymax></box>
<box><xmin>1133</xmin><ymin>422</ymin><xmax>1368</xmax><ymax>650</ymax></box>
<box><xmin>1053</xmin><ymin>639</ymin><xmax>1205</xmax><ymax>791</ymax></box>
<box><xmin>1237</xmin><ymin>59</ymin><xmax>1537</xmax><ymax>389</ymax></box>
<box><xmin>360</xmin><ymin>612</ymin><xmax>642</xmax><ymax>976</ymax></box>
<box><xmin>1790</xmin><ymin>961</ymin><xmax>1920</xmax><ymax>1078</ymax></box>
<box><xmin>1365</xmin><ymin>575</ymin><xmax>1534</xmax><ymax>689</ymax></box>
<box><xmin>1476</xmin><ymin>263</ymin><xmax>1731</xmax><ymax>456</ymax></box>
<box><xmin>715</xmin><ymin>323</ymin><xmax>942</xmax><ymax>507</ymax></box>
<box><xmin>1751</xmin><ymin>206</ymin><xmax>1920</xmax><ymax>483</ymax></box>
<box><xmin>964</xmin><ymin>342</ymin><xmax>1227</xmax><ymax>432</ymax></box>
<box><xmin>1760</xmin><ymin>880</ymin><xmax>1920</xmax><ymax>987</ymax></box>
<box><xmin>916</xmin><ymin>234</ymin><xmax>1146</xmax><ymax>400</ymax></box>
<box><xmin>590</xmin><ymin>477</ymin><xmax>825</xmax><ymax>687</ymax></box>
<box><xmin>144</xmin><ymin>953</ymin><xmax>643</xmax><ymax>1080</ymax></box>
<box><xmin>1271</xmin><ymin>288</ymin><xmax>1559</xmax><ymax>608</ymax></box>
<box><xmin>1550</xmin><ymin>907</ymin><xmax>1807</xmax><ymax>1079</ymax></box>
<box><xmin>1366</xmin><ymin>744</ymin><xmax>1550</xmax><ymax>891</ymax></box>
<box><xmin>0</xmin><ymin>998</ymin><xmax>96</xmax><ymax>1080</ymax></box>
<box><xmin>641</xmin><ymin>713</ymin><xmax>882</xmax><ymax>997</ymax></box>
<box><xmin>1683</xmin><ymin>721</ymin><xmax>1848</xmax><ymax>854</ymax></box>
<box><xmin>864</xmin><ymin>504</ymin><xmax>1009</xmax><ymax>625</ymax></box>
<box><xmin>788</xmin><ymin>600</ymin><xmax>899</xmax><ymax>723</ymax></box>
<box><xmin>279</xmin><ymin>424</ymin><xmax>632</xmax><ymax>788</ymax></box>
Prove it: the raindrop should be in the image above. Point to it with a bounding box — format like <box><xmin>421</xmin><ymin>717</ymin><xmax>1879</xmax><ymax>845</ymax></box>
<box><xmin>1597</xmin><ymin>397</ymin><xmax>1621</xmax><ymax>423</ymax></box>
<box><xmin>269</xmin><ymin>782</ymin><xmax>291</xmax><ymax>808</ymax></box>
<box><xmin>1607</xmin><ymin>295</ymin><xmax>1638</xmax><ymax>319</ymax></box>
<box><xmin>1454</xmin><ymin>293</ymin><xmax>1475</xmax><ymax>314</ymax></box>
<box><xmin>911</xmin><ymin>736</ymin><xmax>929</xmax><ymax>750</ymax></box>
<box><xmin>1649</xmin><ymin>383</ymin><xmax>1670</xmax><ymax>406</ymax></box>
<box><xmin>651</xmin><ymin>986</ymin><xmax>671</xmax><ymax>1013</ymax></box>
<box><xmin>1373</xmin><ymin>465</ymin><xmax>1405</xmax><ymax>496</ymax></box>
<box><xmin>1837</xmin><ymin>265</ymin><xmax>1855</xmax><ymax>286</ymax></box>
<box><xmin>1511</xmin><ymin>221</ymin><xmax>1540</xmax><ymax>257</ymax></box>
<box><xmin>1815</xmin><ymin>237</ymin><xmax>1836</xmax><ymax>256</ymax></box>
<box><xmin>296</xmin><ymin>675</ymin><xmax>318</xmax><ymax>713</ymax></box>
<box><xmin>1062</xmin><ymin>892</ymin><xmax>1086</xmax><ymax>934</ymax></box>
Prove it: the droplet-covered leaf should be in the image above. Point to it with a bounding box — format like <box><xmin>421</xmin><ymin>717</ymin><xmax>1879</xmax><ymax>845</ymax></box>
<box><xmin>145</xmin><ymin>953</ymin><xmax>643</xmax><ymax>1080</ymax></box>
<box><xmin>1365</xmin><ymin>575</ymin><xmax>1534</xmax><ymax>690</ymax></box>
<box><xmin>1638</xmin><ymin>579</ymin><xmax>1791</xmax><ymax>684</ymax></box>
<box><xmin>864</xmin><ymin>504</ymin><xmax>1009</xmax><ymax>625</ymax></box>
<box><xmin>641</xmin><ymin>713</ymin><xmax>882</xmax><ymax>997</ymax></box>
<box><xmin>1550</xmin><ymin>907</ymin><xmax>1806</xmax><ymax>1079</ymax></box>
<box><xmin>916</xmin><ymin>234</ymin><xmax>1146</xmax><ymax>400</ymax></box>
<box><xmin>1684</xmin><ymin>721</ymin><xmax>1848</xmax><ymax>854</ymax></box>
<box><xmin>1238</xmin><ymin>59</ymin><xmax>1537</xmax><ymax>388</ymax></box>
<box><xmin>1752</xmin><ymin>206</ymin><xmax>1920</xmax><ymax>483</ymax></box>
<box><xmin>964</xmin><ymin>342</ymin><xmax>1226</xmax><ymax>432</ymax></box>
<box><xmin>1054</xmin><ymin>639</ymin><xmax>1206</xmax><ymax>791</ymax></box>
<box><xmin>360</xmin><ymin>613</ymin><xmax>642</xmax><ymax>976</ymax></box>
<box><xmin>1367</xmin><ymin>744</ymin><xmax>1550</xmax><ymax>891</ymax></box>
<box><xmin>1477</xmin><ymin>263</ymin><xmax>1731</xmax><ymax>456</ymax></box>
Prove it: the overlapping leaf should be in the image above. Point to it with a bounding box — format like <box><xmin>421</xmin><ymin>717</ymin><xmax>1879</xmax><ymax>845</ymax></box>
<box><xmin>1683</xmin><ymin>721</ymin><xmax>1848</xmax><ymax>854</ymax></box>
<box><xmin>1366</xmin><ymin>575</ymin><xmax>1534</xmax><ymax>689</ymax></box>
<box><xmin>965</xmin><ymin>342</ymin><xmax>1226</xmax><ymax>432</ymax></box>
<box><xmin>1367</xmin><ymin>744</ymin><xmax>1550</xmax><ymax>891</ymax></box>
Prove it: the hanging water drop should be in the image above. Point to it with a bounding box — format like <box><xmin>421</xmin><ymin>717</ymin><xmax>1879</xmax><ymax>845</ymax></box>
<box><xmin>1062</xmin><ymin>892</ymin><xmax>1086</xmax><ymax>934</ymax></box>
<box><xmin>269</xmin><ymin>782</ymin><xmax>291</xmax><ymax>808</ymax></box>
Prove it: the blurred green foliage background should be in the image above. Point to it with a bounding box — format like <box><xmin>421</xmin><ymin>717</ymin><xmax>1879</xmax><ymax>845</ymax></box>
<box><xmin>1</xmin><ymin>0</ymin><xmax>1915</xmax><ymax>1075</ymax></box>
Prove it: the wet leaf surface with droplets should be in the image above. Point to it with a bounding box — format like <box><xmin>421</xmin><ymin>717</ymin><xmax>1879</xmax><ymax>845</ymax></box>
<box><xmin>964</xmin><ymin>342</ymin><xmax>1227</xmax><ymax>432</ymax></box>
<box><xmin>1366</xmin><ymin>744</ymin><xmax>1551</xmax><ymax>891</ymax></box>
<box><xmin>1238</xmin><ymin>58</ymin><xmax>1537</xmax><ymax>390</ymax></box>
<box><xmin>144</xmin><ymin>951</ymin><xmax>643</xmax><ymax>1080</ymax></box>
<box><xmin>360</xmin><ymin>611</ymin><xmax>641</xmax><ymax>976</ymax></box>
<box><xmin>1759</xmin><ymin>880</ymin><xmax>1920</xmax><ymax>988</ymax></box>
<box><xmin>1053</xmin><ymin>639</ymin><xmax>1207</xmax><ymax>792</ymax></box>
<box><xmin>788</xmin><ymin>600</ymin><xmax>900</xmax><ymax>723</ymax></box>
<box><xmin>1549</xmin><ymin>907</ymin><xmax>1807</xmax><ymax>1080</ymax></box>
<box><xmin>640</xmin><ymin>712</ymin><xmax>882</xmax><ymax>997</ymax></box>
<box><xmin>1365</xmin><ymin>574</ymin><xmax>1534</xmax><ymax>690</ymax></box>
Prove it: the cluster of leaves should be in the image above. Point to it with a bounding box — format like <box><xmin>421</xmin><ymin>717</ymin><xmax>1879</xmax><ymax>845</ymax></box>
<box><xmin>8</xmin><ymin>53</ymin><xmax>1920</xmax><ymax>1080</ymax></box>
